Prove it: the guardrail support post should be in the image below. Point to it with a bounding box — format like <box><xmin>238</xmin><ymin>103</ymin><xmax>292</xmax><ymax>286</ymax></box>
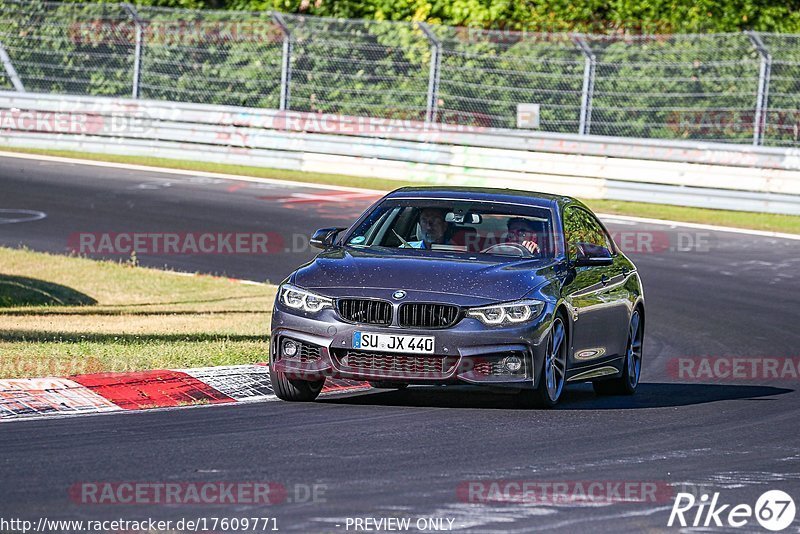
<box><xmin>121</xmin><ymin>3</ymin><xmax>144</xmax><ymax>99</ymax></box>
<box><xmin>272</xmin><ymin>12</ymin><xmax>292</xmax><ymax>111</ymax></box>
<box><xmin>0</xmin><ymin>40</ymin><xmax>25</xmax><ymax>92</ymax></box>
<box><xmin>746</xmin><ymin>31</ymin><xmax>772</xmax><ymax>146</ymax></box>
<box><xmin>419</xmin><ymin>22</ymin><xmax>441</xmax><ymax>126</ymax></box>
<box><xmin>573</xmin><ymin>35</ymin><xmax>595</xmax><ymax>136</ymax></box>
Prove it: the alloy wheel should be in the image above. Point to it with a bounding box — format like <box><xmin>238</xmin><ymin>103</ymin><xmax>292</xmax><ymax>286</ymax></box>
<box><xmin>545</xmin><ymin>317</ymin><xmax>567</xmax><ymax>402</ymax></box>
<box><xmin>626</xmin><ymin>310</ymin><xmax>643</xmax><ymax>389</ymax></box>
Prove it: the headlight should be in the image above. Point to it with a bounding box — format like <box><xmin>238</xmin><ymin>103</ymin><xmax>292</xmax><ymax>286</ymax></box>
<box><xmin>279</xmin><ymin>284</ymin><xmax>333</xmax><ymax>314</ymax></box>
<box><xmin>467</xmin><ymin>299</ymin><xmax>544</xmax><ymax>326</ymax></box>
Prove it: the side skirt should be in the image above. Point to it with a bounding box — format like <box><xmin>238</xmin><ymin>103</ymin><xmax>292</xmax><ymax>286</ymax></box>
<box><xmin>566</xmin><ymin>356</ymin><xmax>624</xmax><ymax>383</ymax></box>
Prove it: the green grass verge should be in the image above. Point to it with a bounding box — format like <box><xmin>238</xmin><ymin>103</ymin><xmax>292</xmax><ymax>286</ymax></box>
<box><xmin>0</xmin><ymin>246</ymin><xmax>275</xmax><ymax>378</ymax></box>
<box><xmin>3</xmin><ymin>146</ymin><xmax>799</xmax><ymax>234</ymax></box>
<box><xmin>583</xmin><ymin>199</ymin><xmax>800</xmax><ymax>235</ymax></box>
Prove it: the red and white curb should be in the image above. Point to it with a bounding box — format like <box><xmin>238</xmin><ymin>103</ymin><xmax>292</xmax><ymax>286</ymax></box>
<box><xmin>0</xmin><ymin>365</ymin><xmax>370</xmax><ymax>422</ymax></box>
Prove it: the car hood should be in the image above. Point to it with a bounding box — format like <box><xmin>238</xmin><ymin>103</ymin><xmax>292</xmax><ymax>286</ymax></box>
<box><xmin>291</xmin><ymin>247</ymin><xmax>556</xmax><ymax>306</ymax></box>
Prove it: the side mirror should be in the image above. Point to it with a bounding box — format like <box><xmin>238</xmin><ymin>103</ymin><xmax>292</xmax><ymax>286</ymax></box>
<box><xmin>573</xmin><ymin>243</ymin><xmax>614</xmax><ymax>267</ymax></box>
<box><xmin>310</xmin><ymin>227</ymin><xmax>345</xmax><ymax>250</ymax></box>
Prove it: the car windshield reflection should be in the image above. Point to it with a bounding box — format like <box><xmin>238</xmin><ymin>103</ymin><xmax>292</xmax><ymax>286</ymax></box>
<box><xmin>345</xmin><ymin>199</ymin><xmax>555</xmax><ymax>259</ymax></box>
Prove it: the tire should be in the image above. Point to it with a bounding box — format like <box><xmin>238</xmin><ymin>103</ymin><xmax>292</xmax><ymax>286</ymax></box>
<box><xmin>518</xmin><ymin>315</ymin><xmax>567</xmax><ymax>408</ymax></box>
<box><xmin>269</xmin><ymin>363</ymin><xmax>325</xmax><ymax>402</ymax></box>
<box><xmin>593</xmin><ymin>309</ymin><xmax>643</xmax><ymax>396</ymax></box>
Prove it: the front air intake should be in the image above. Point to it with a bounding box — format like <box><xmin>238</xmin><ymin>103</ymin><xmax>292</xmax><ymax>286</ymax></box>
<box><xmin>337</xmin><ymin>299</ymin><xmax>393</xmax><ymax>325</ymax></box>
<box><xmin>398</xmin><ymin>303</ymin><xmax>460</xmax><ymax>329</ymax></box>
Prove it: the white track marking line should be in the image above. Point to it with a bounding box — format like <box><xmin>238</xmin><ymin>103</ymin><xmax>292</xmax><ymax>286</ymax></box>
<box><xmin>0</xmin><ymin>150</ymin><xmax>380</xmax><ymax>194</ymax></box>
<box><xmin>238</xmin><ymin>279</ymin><xmax>267</xmax><ymax>286</ymax></box>
<box><xmin>1</xmin><ymin>150</ymin><xmax>797</xmax><ymax>240</ymax></box>
<box><xmin>599</xmin><ymin>218</ymin><xmax>637</xmax><ymax>225</ymax></box>
<box><xmin>160</xmin><ymin>269</ymin><xmax>267</xmax><ymax>286</ymax></box>
<box><xmin>283</xmin><ymin>192</ymin><xmax>380</xmax><ymax>202</ymax></box>
<box><xmin>597</xmin><ymin>212</ymin><xmax>800</xmax><ymax>240</ymax></box>
<box><xmin>0</xmin><ymin>209</ymin><xmax>47</xmax><ymax>224</ymax></box>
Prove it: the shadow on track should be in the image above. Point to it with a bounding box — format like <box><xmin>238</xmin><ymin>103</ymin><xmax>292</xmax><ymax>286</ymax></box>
<box><xmin>319</xmin><ymin>382</ymin><xmax>793</xmax><ymax>410</ymax></box>
<box><xmin>0</xmin><ymin>274</ymin><xmax>97</xmax><ymax>307</ymax></box>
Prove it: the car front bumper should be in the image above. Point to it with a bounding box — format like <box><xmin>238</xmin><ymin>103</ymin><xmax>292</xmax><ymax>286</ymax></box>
<box><xmin>270</xmin><ymin>305</ymin><xmax>553</xmax><ymax>389</ymax></box>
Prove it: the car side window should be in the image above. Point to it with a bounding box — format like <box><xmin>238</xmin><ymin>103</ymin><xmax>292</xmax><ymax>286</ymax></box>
<box><xmin>563</xmin><ymin>206</ymin><xmax>612</xmax><ymax>261</ymax></box>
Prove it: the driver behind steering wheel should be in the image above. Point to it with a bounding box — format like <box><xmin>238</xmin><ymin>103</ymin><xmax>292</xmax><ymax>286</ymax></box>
<box><xmin>505</xmin><ymin>217</ymin><xmax>542</xmax><ymax>255</ymax></box>
<box><xmin>418</xmin><ymin>207</ymin><xmax>455</xmax><ymax>248</ymax></box>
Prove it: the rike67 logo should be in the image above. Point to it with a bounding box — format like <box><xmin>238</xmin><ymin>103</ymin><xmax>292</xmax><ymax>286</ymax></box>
<box><xmin>668</xmin><ymin>490</ymin><xmax>796</xmax><ymax>531</ymax></box>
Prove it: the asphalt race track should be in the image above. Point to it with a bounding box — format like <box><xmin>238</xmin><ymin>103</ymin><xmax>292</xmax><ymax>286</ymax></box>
<box><xmin>1</xmin><ymin>154</ymin><xmax>799</xmax><ymax>532</ymax></box>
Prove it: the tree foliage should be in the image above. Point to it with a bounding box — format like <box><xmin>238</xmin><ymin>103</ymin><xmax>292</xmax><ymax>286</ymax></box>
<box><xmin>1</xmin><ymin>0</ymin><xmax>798</xmax><ymax>146</ymax></box>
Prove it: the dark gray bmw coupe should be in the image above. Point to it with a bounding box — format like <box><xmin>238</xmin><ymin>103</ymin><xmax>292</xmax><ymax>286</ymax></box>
<box><xmin>270</xmin><ymin>187</ymin><xmax>645</xmax><ymax>407</ymax></box>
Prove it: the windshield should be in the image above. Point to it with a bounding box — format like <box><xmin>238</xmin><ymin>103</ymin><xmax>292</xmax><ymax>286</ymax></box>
<box><xmin>345</xmin><ymin>198</ymin><xmax>555</xmax><ymax>259</ymax></box>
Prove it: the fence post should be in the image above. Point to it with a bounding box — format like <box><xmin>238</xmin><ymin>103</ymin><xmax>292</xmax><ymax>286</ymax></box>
<box><xmin>121</xmin><ymin>3</ymin><xmax>143</xmax><ymax>99</ymax></box>
<box><xmin>272</xmin><ymin>12</ymin><xmax>292</xmax><ymax>111</ymax></box>
<box><xmin>572</xmin><ymin>34</ymin><xmax>595</xmax><ymax>136</ymax></box>
<box><xmin>746</xmin><ymin>31</ymin><xmax>772</xmax><ymax>146</ymax></box>
<box><xmin>0</xmin><ymin>40</ymin><xmax>25</xmax><ymax>92</ymax></box>
<box><xmin>418</xmin><ymin>22</ymin><xmax>441</xmax><ymax>126</ymax></box>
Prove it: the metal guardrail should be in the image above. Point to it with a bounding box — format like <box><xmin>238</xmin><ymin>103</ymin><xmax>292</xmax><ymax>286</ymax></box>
<box><xmin>1</xmin><ymin>1</ymin><xmax>799</xmax><ymax>148</ymax></box>
<box><xmin>1</xmin><ymin>91</ymin><xmax>799</xmax><ymax>215</ymax></box>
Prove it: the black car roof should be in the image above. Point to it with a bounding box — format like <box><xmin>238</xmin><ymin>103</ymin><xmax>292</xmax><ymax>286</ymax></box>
<box><xmin>385</xmin><ymin>186</ymin><xmax>574</xmax><ymax>209</ymax></box>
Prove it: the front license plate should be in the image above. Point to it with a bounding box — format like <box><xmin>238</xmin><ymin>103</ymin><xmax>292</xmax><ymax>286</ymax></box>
<box><xmin>353</xmin><ymin>332</ymin><xmax>435</xmax><ymax>354</ymax></box>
